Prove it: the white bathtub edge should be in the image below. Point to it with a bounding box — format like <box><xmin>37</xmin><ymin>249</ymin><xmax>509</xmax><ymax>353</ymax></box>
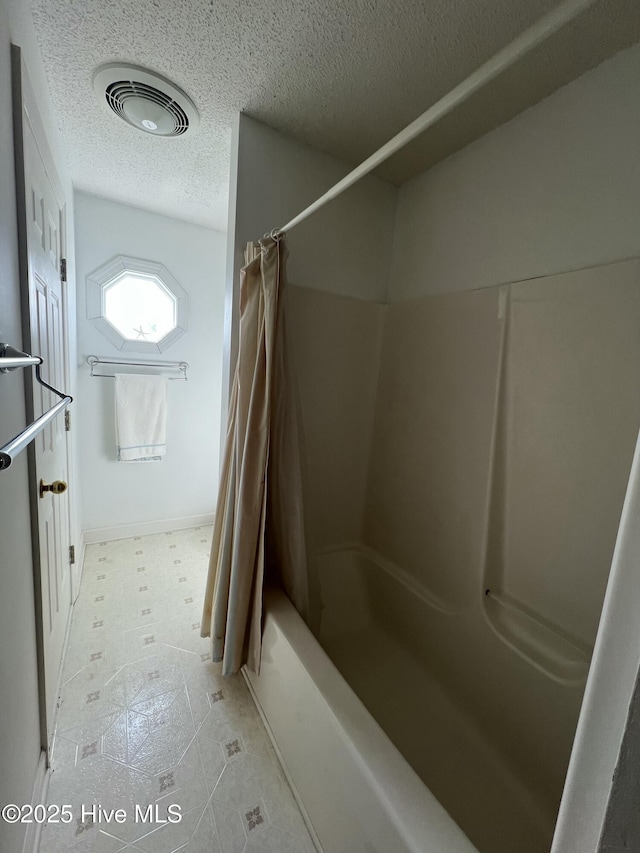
<box><xmin>242</xmin><ymin>665</ymin><xmax>325</xmax><ymax>852</ymax></box>
<box><xmin>247</xmin><ymin>587</ymin><xmax>479</xmax><ymax>853</ymax></box>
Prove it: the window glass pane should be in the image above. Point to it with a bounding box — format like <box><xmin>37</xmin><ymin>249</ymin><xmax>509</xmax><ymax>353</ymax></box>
<box><xmin>104</xmin><ymin>274</ymin><xmax>177</xmax><ymax>343</ymax></box>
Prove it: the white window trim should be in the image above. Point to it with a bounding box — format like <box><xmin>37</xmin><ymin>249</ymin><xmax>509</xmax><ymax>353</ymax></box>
<box><xmin>86</xmin><ymin>254</ymin><xmax>188</xmax><ymax>354</ymax></box>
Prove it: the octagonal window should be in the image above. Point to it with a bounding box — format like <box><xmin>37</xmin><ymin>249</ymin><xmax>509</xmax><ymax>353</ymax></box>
<box><xmin>104</xmin><ymin>273</ymin><xmax>176</xmax><ymax>343</ymax></box>
<box><xmin>87</xmin><ymin>256</ymin><xmax>188</xmax><ymax>353</ymax></box>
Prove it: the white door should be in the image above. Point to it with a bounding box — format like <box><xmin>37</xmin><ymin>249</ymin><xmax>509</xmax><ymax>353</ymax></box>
<box><xmin>19</xmin><ymin>64</ymin><xmax>73</xmax><ymax>746</ymax></box>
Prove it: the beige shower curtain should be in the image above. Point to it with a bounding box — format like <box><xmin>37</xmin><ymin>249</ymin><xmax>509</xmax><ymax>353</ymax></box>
<box><xmin>201</xmin><ymin>235</ymin><xmax>308</xmax><ymax>675</ymax></box>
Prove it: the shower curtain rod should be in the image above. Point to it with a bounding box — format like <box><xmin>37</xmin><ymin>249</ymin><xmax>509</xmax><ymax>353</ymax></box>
<box><xmin>275</xmin><ymin>0</ymin><xmax>597</xmax><ymax>237</ymax></box>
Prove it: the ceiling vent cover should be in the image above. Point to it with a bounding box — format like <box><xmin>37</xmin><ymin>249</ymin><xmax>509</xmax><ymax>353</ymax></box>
<box><xmin>93</xmin><ymin>64</ymin><xmax>199</xmax><ymax>137</ymax></box>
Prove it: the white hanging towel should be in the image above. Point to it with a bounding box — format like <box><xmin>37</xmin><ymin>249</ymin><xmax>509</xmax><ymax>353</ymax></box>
<box><xmin>114</xmin><ymin>373</ymin><xmax>168</xmax><ymax>462</ymax></box>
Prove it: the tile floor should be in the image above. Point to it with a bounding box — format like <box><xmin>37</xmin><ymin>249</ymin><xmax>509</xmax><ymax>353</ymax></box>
<box><xmin>40</xmin><ymin>526</ymin><xmax>316</xmax><ymax>853</ymax></box>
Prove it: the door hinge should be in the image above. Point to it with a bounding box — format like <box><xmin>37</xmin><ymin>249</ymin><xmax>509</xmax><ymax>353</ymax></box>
<box><xmin>64</xmin><ymin>410</ymin><xmax>71</xmax><ymax>431</ymax></box>
<box><xmin>60</xmin><ymin>258</ymin><xmax>67</xmax><ymax>282</ymax></box>
<box><xmin>69</xmin><ymin>545</ymin><xmax>75</xmax><ymax>565</ymax></box>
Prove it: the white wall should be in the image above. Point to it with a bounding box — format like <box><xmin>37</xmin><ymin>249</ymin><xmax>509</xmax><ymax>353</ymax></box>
<box><xmin>74</xmin><ymin>192</ymin><xmax>226</xmax><ymax>534</ymax></box>
<box><xmin>230</xmin><ymin>113</ymin><xmax>396</xmax><ymax>304</ymax></box>
<box><xmin>391</xmin><ymin>43</ymin><xmax>640</xmax><ymax>300</ymax></box>
<box><xmin>0</xmin><ymin>2</ymin><xmax>76</xmax><ymax>850</ymax></box>
<box><xmin>222</xmin><ymin>113</ymin><xmax>397</xmax><ymax>416</ymax></box>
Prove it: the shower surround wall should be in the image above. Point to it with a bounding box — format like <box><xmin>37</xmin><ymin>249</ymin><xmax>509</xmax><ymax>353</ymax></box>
<box><xmin>365</xmin><ymin>287</ymin><xmax>502</xmax><ymax>609</ymax></box>
<box><xmin>285</xmin><ymin>286</ymin><xmax>385</xmax><ymax>554</ymax></box>
<box><xmin>283</xmin><ymin>269</ymin><xmax>640</xmax><ymax>853</ymax></box>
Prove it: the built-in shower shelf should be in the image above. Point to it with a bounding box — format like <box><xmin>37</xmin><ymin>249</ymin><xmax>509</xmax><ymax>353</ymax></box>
<box><xmin>483</xmin><ymin>589</ymin><xmax>591</xmax><ymax>684</ymax></box>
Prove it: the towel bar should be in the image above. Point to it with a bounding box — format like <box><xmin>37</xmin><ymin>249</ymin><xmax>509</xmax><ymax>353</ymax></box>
<box><xmin>0</xmin><ymin>397</ymin><xmax>72</xmax><ymax>470</ymax></box>
<box><xmin>0</xmin><ymin>343</ymin><xmax>41</xmax><ymax>371</ymax></box>
<box><xmin>0</xmin><ymin>342</ymin><xmax>73</xmax><ymax>471</ymax></box>
<box><xmin>87</xmin><ymin>355</ymin><xmax>188</xmax><ymax>381</ymax></box>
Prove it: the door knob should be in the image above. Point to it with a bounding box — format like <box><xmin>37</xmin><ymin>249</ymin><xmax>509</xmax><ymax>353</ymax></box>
<box><xmin>39</xmin><ymin>478</ymin><xmax>67</xmax><ymax>498</ymax></box>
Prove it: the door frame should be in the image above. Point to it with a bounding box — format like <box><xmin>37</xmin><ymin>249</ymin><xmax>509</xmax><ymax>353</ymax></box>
<box><xmin>11</xmin><ymin>44</ymin><xmax>75</xmax><ymax>755</ymax></box>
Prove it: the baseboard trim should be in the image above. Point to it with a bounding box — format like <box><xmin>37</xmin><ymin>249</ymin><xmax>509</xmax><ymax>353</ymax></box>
<box><xmin>242</xmin><ymin>667</ymin><xmax>324</xmax><ymax>852</ymax></box>
<box><xmin>21</xmin><ymin>750</ymin><xmax>49</xmax><ymax>853</ymax></box>
<box><xmin>82</xmin><ymin>513</ymin><xmax>215</xmax><ymax>544</ymax></box>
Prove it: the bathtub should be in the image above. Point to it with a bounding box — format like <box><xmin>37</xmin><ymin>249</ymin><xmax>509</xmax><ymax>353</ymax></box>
<box><xmin>245</xmin><ymin>546</ymin><xmax>565</xmax><ymax>853</ymax></box>
<box><xmin>244</xmin><ymin>585</ymin><xmax>478</xmax><ymax>853</ymax></box>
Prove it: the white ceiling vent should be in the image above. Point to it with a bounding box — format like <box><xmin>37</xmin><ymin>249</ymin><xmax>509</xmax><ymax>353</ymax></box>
<box><xmin>93</xmin><ymin>64</ymin><xmax>199</xmax><ymax>137</ymax></box>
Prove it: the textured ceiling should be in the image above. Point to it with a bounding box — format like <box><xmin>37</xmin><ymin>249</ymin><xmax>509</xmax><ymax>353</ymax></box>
<box><xmin>29</xmin><ymin>0</ymin><xmax>640</xmax><ymax>231</ymax></box>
